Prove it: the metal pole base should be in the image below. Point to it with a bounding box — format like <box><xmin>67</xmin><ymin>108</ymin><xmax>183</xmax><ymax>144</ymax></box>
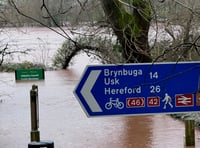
<box><xmin>31</xmin><ymin>130</ymin><xmax>40</xmax><ymax>142</ymax></box>
<box><xmin>28</xmin><ymin>140</ymin><xmax>54</xmax><ymax>148</ymax></box>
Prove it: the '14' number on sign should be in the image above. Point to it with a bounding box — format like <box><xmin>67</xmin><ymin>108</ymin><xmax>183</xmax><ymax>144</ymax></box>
<box><xmin>149</xmin><ymin>72</ymin><xmax>159</xmax><ymax>79</ymax></box>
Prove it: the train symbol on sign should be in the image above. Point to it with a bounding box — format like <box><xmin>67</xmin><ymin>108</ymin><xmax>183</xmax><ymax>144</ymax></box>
<box><xmin>175</xmin><ymin>94</ymin><xmax>194</xmax><ymax>107</ymax></box>
<box><xmin>105</xmin><ymin>98</ymin><xmax>124</xmax><ymax>110</ymax></box>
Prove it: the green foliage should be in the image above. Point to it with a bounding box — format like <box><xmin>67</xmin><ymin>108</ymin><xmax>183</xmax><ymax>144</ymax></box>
<box><xmin>0</xmin><ymin>61</ymin><xmax>45</xmax><ymax>72</ymax></box>
<box><xmin>53</xmin><ymin>40</ymin><xmax>76</xmax><ymax>68</ymax></box>
<box><xmin>53</xmin><ymin>35</ymin><xmax>125</xmax><ymax>69</ymax></box>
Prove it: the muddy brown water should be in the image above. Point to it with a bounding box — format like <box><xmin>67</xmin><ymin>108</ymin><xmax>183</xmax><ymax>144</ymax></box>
<box><xmin>1</xmin><ymin>61</ymin><xmax>200</xmax><ymax>148</ymax></box>
<box><xmin>0</xmin><ymin>27</ymin><xmax>200</xmax><ymax>147</ymax></box>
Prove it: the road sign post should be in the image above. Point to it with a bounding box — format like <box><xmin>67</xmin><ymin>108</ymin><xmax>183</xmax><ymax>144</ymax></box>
<box><xmin>185</xmin><ymin>119</ymin><xmax>195</xmax><ymax>146</ymax></box>
<box><xmin>74</xmin><ymin>62</ymin><xmax>200</xmax><ymax>117</ymax></box>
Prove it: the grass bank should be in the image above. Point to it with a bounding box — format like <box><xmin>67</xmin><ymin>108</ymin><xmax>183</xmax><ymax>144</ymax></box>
<box><xmin>0</xmin><ymin>61</ymin><xmax>47</xmax><ymax>72</ymax></box>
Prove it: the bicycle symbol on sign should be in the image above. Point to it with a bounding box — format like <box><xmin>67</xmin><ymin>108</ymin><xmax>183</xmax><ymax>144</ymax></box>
<box><xmin>105</xmin><ymin>98</ymin><xmax>124</xmax><ymax>110</ymax></box>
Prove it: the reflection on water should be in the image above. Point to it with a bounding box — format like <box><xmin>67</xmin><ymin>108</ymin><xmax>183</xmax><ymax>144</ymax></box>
<box><xmin>122</xmin><ymin>116</ymin><xmax>152</xmax><ymax>148</ymax></box>
<box><xmin>151</xmin><ymin>115</ymin><xmax>184</xmax><ymax>147</ymax></box>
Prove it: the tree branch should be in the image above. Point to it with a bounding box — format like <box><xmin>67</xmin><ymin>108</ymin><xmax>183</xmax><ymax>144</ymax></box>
<box><xmin>0</xmin><ymin>44</ymin><xmax>30</xmax><ymax>66</ymax></box>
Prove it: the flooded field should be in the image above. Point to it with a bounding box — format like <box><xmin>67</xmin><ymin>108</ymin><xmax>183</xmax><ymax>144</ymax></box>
<box><xmin>1</xmin><ymin>27</ymin><xmax>200</xmax><ymax>148</ymax></box>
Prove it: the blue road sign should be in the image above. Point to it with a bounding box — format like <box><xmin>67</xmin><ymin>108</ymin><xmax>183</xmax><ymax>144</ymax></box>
<box><xmin>74</xmin><ymin>62</ymin><xmax>200</xmax><ymax>117</ymax></box>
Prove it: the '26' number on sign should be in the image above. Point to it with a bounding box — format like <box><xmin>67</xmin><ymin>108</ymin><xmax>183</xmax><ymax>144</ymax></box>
<box><xmin>150</xmin><ymin>85</ymin><xmax>161</xmax><ymax>93</ymax></box>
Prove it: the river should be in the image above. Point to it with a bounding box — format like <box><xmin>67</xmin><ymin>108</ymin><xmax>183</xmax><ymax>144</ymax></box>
<box><xmin>0</xmin><ymin>27</ymin><xmax>200</xmax><ymax>148</ymax></box>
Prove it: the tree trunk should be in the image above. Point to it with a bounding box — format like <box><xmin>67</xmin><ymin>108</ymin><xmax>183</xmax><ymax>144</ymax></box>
<box><xmin>101</xmin><ymin>0</ymin><xmax>152</xmax><ymax>63</ymax></box>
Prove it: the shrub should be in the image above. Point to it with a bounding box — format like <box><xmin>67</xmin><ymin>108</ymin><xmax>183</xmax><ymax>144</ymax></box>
<box><xmin>0</xmin><ymin>61</ymin><xmax>45</xmax><ymax>72</ymax></box>
<box><xmin>53</xmin><ymin>36</ymin><xmax>124</xmax><ymax>69</ymax></box>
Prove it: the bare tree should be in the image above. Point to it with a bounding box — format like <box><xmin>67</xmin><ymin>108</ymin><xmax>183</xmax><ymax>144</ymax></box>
<box><xmin>0</xmin><ymin>43</ymin><xmax>30</xmax><ymax>67</ymax></box>
<box><xmin>152</xmin><ymin>0</ymin><xmax>200</xmax><ymax>62</ymax></box>
<box><xmin>5</xmin><ymin>0</ymin><xmax>200</xmax><ymax>68</ymax></box>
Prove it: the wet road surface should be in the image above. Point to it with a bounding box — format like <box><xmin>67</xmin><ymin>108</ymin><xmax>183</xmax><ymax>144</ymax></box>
<box><xmin>1</xmin><ymin>57</ymin><xmax>200</xmax><ymax>148</ymax></box>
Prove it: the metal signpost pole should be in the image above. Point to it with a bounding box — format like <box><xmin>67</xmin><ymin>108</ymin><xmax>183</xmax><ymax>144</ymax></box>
<box><xmin>28</xmin><ymin>85</ymin><xmax>54</xmax><ymax>148</ymax></box>
<box><xmin>30</xmin><ymin>85</ymin><xmax>40</xmax><ymax>142</ymax></box>
<box><xmin>185</xmin><ymin>119</ymin><xmax>195</xmax><ymax>146</ymax></box>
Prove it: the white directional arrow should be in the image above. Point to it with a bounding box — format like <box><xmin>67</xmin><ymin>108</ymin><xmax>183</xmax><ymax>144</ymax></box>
<box><xmin>80</xmin><ymin>70</ymin><xmax>103</xmax><ymax>112</ymax></box>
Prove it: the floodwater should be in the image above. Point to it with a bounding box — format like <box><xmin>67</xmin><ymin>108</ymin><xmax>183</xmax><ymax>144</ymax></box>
<box><xmin>1</xmin><ymin>55</ymin><xmax>200</xmax><ymax>148</ymax></box>
<box><xmin>1</xmin><ymin>27</ymin><xmax>200</xmax><ymax>148</ymax></box>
